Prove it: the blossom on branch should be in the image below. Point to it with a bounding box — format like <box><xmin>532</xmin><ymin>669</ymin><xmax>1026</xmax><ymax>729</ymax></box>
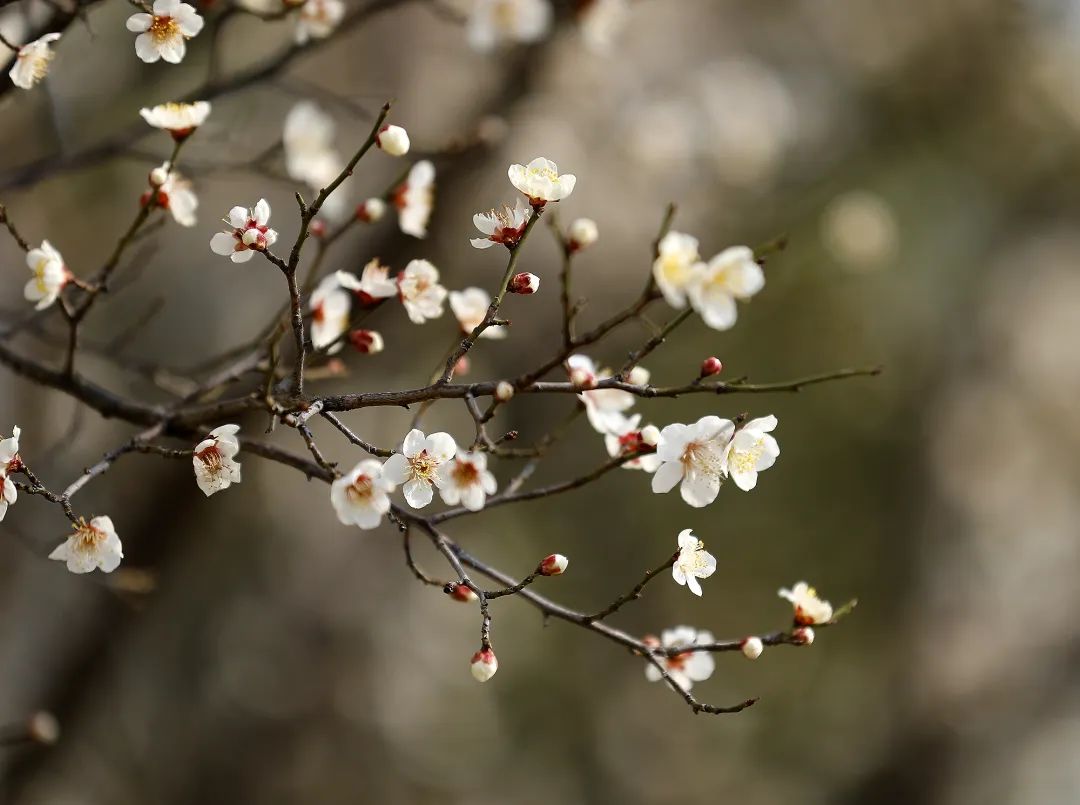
<box><xmin>0</xmin><ymin>426</ymin><xmax>19</xmax><ymax>522</ymax></box>
<box><xmin>449</xmin><ymin>288</ymin><xmax>504</xmax><ymax>339</ymax></box>
<box><xmin>651</xmin><ymin>415</ymin><xmax>735</xmax><ymax>507</ymax></box>
<box><xmin>603</xmin><ymin>414</ymin><xmax>660</xmax><ymax>471</ymax></box>
<box><xmin>397</xmin><ymin>259</ymin><xmax>447</xmax><ymax>324</ymax></box>
<box><xmin>24</xmin><ymin>240</ymin><xmax>70</xmax><ymax>310</ymax></box>
<box><xmin>568</xmin><ymin>217</ymin><xmax>598</xmax><ymax>251</ymax></box>
<box><xmin>126</xmin><ymin>0</ymin><xmax>204</xmax><ymax>65</ymax></box>
<box><xmin>722</xmin><ymin>415</ymin><xmax>779</xmax><ymax>491</ymax></box>
<box><xmin>508</xmin><ymin>157</ymin><xmax>576</xmax><ymax>207</ymax></box>
<box><xmin>193</xmin><ymin>424</ymin><xmax>242</xmax><ymax>496</ymax></box>
<box><xmin>687</xmin><ymin>245</ymin><xmax>764</xmax><ymax>331</ymax></box>
<box><xmin>568</xmin><ymin>354</ymin><xmax>636</xmax><ymax>434</ymax></box>
<box><xmin>48</xmin><ymin>516</ymin><xmax>123</xmax><ymax>574</ymax></box>
<box><xmin>376</xmin><ymin>124</ymin><xmax>410</xmax><ymax>156</ymax></box>
<box><xmin>671</xmin><ymin>528</ymin><xmax>716</xmax><ymax>597</ymax></box>
<box><xmin>140</xmin><ymin>101</ymin><xmax>211</xmax><ymax>139</ymax></box>
<box><xmin>470</xmin><ymin>647</ymin><xmax>498</xmax><ymax>682</ymax></box>
<box><xmin>466</xmin><ymin>0</ymin><xmax>551</xmax><ymax>52</ymax></box>
<box><xmin>331</xmin><ymin>459</ymin><xmax>394</xmax><ymax>529</ymax></box>
<box><xmin>507</xmin><ymin>272</ymin><xmax>539</xmax><ymax>294</ymax></box>
<box><xmin>778</xmin><ymin>581</ymin><xmax>833</xmax><ymax>625</ymax></box>
<box><xmin>382</xmin><ymin>429</ymin><xmax>456</xmax><ymax>509</ymax></box>
<box><xmin>437</xmin><ymin>450</ymin><xmax>497</xmax><ymax>511</ymax></box>
<box><xmin>539</xmin><ymin>553</ymin><xmax>568</xmax><ymax>575</ymax></box>
<box><xmin>147</xmin><ymin>164</ymin><xmax>198</xmax><ymax>227</ymax></box>
<box><xmin>470</xmin><ymin>198</ymin><xmax>531</xmax><ymax>249</ymax></box>
<box><xmin>309</xmin><ymin>274</ymin><xmax>352</xmax><ymax>353</ymax></box>
<box><xmin>8</xmin><ymin>33</ymin><xmax>61</xmax><ymax>90</ymax></box>
<box><xmin>209</xmin><ymin>199</ymin><xmax>278</xmax><ymax>262</ymax></box>
<box><xmin>644</xmin><ymin>626</ymin><xmax>715</xmax><ymax>691</ymax></box>
<box><xmin>336</xmin><ymin>260</ymin><xmax>396</xmax><ymax>306</ymax></box>
<box><xmin>393</xmin><ymin>160</ymin><xmax>435</xmax><ymax>238</ymax></box>
<box><xmin>652</xmin><ymin>230</ymin><xmax>700</xmax><ymax>308</ymax></box>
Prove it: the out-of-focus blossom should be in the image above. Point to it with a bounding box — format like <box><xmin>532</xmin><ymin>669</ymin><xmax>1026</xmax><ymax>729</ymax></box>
<box><xmin>193</xmin><ymin>424</ymin><xmax>242</xmax><ymax>497</ymax></box>
<box><xmin>0</xmin><ymin>425</ymin><xmax>18</xmax><ymax>522</ymax></box>
<box><xmin>821</xmin><ymin>190</ymin><xmax>899</xmax><ymax>271</ymax></box>
<box><xmin>450</xmin><ymin>287</ymin><xmax>504</xmax><ymax>338</ymax></box>
<box><xmin>49</xmin><ymin>516</ymin><xmax>123</xmax><ymax>574</ymax></box>
<box><xmin>310</xmin><ymin>273</ymin><xmax>352</xmax><ymax>353</ymax></box>
<box><xmin>381</xmin><ymin>429</ymin><xmax>456</xmax><ymax>509</ymax></box>
<box><xmin>283</xmin><ymin>102</ymin><xmax>349</xmax><ymax>220</ymax></box>
<box><xmin>437</xmin><ymin>450</ymin><xmax>497</xmax><ymax>511</ymax></box>
<box><xmin>568</xmin><ymin>217</ymin><xmax>598</xmax><ymax>251</ymax></box>
<box><xmin>24</xmin><ymin>240</ymin><xmax>69</xmax><ymax>310</ymax></box>
<box><xmin>336</xmin><ymin>260</ymin><xmax>397</xmax><ymax>306</ymax></box>
<box><xmin>126</xmin><ymin>0</ymin><xmax>203</xmax><ymax>64</ymax></box>
<box><xmin>604</xmin><ymin>414</ymin><xmax>661</xmax><ymax>472</ymax></box>
<box><xmin>348</xmin><ymin>329</ymin><xmax>384</xmax><ymax>354</ymax></box>
<box><xmin>652</xmin><ymin>231</ymin><xmax>700</xmax><ymax>308</ymax></box>
<box><xmin>209</xmin><ymin>199</ymin><xmax>277</xmax><ymax>262</ymax></box>
<box><xmin>356</xmin><ymin>198</ymin><xmax>386</xmax><ymax>223</ymax></box>
<box><xmin>295</xmin><ymin>0</ymin><xmax>344</xmax><ymax>44</ymax></box>
<box><xmin>722</xmin><ymin>415</ymin><xmax>779</xmax><ymax>491</ymax></box>
<box><xmin>331</xmin><ymin>459</ymin><xmax>394</xmax><ymax>529</ymax></box>
<box><xmin>671</xmin><ymin>528</ymin><xmax>716</xmax><ymax>597</ymax></box>
<box><xmin>577</xmin><ymin>0</ymin><xmax>629</xmax><ymax>54</ymax></box>
<box><xmin>152</xmin><ymin>165</ymin><xmax>198</xmax><ymax>227</ymax></box>
<box><xmin>687</xmin><ymin>246</ymin><xmax>764</xmax><ymax>331</ymax></box>
<box><xmin>392</xmin><ymin>160</ymin><xmax>435</xmax><ymax>238</ymax></box>
<box><xmin>8</xmin><ymin>32</ymin><xmax>60</xmax><ymax>89</ymax></box>
<box><xmin>778</xmin><ymin>581</ymin><xmax>833</xmax><ymax>625</ymax></box>
<box><xmin>467</xmin><ymin>0</ymin><xmax>551</xmax><ymax>52</ymax></box>
<box><xmin>397</xmin><ymin>259</ymin><xmax>447</xmax><ymax>324</ymax></box>
<box><xmin>643</xmin><ymin>626</ymin><xmax>715</xmax><ymax>691</ymax></box>
<box><xmin>651</xmin><ymin>415</ymin><xmax>735</xmax><ymax>507</ymax></box>
<box><xmin>471</xmin><ymin>198</ymin><xmax>531</xmax><ymax>249</ymax></box>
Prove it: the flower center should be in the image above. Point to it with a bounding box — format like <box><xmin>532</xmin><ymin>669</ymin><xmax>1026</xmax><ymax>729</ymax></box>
<box><xmin>681</xmin><ymin>440</ymin><xmax>723</xmax><ymax>477</ymax></box>
<box><xmin>149</xmin><ymin>15</ymin><xmax>180</xmax><ymax>43</ymax></box>
<box><xmin>728</xmin><ymin>438</ymin><xmax>765</xmax><ymax>474</ymax></box>
<box><xmin>346</xmin><ymin>474</ymin><xmax>373</xmax><ymax>503</ymax></box>
<box><xmin>451</xmin><ymin>460</ymin><xmax>479</xmax><ymax>486</ymax></box>
<box><xmin>197</xmin><ymin>445</ymin><xmax>223</xmax><ymax>472</ymax></box>
<box><xmin>409</xmin><ymin>451</ymin><xmax>438</xmax><ymax>481</ymax></box>
<box><xmin>74</xmin><ymin>523</ymin><xmax>106</xmax><ymax>553</ymax></box>
<box><xmin>677</xmin><ymin>541</ymin><xmax>710</xmax><ymax>575</ymax></box>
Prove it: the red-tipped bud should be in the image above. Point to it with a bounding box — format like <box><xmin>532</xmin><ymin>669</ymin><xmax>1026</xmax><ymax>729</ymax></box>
<box><xmin>470</xmin><ymin>647</ymin><xmax>498</xmax><ymax>682</ymax></box>
<box><xmin>309</xmin><ymin>219</ymin><xmax>327</xmax><ymax>238</ymax></box>
<box><xmin>741</xmin><ymin>636</ymin><xmax>764</xmax><ymax>659</ymax></box>
<box><xmin>539</xmin><ymin>553</ymin><xmax>568</xmax><ymax>576</ymax></box>
<box><xmin>376</xmin><ymin>124</ymin><xmax>410</xmax><ymax>156</ymax></box>
<box><xmin>569</xmin><ymin>367</ymin><xmax>596</xmax><ymax>390</ymax></box>
<box><xmin>508</xmin><ymin>272</ymin><xmax>540</xmax><ymax>295</ymax></box>
<box><xmin>445</xmin><ymin>582</ymin><xmax>478</xmax><ymax>603</ymax></box>
<box><xmin>567</xmin><ymin>217</ymin><xmax>598</xmax><ymax>252</ymax></box>
<box><xmin>348</xmin><ymin>329</ymin><xmax>384</xmax><ymax>355</ymax></box>
<box><xmin>495</xmin><ymin>381</ymin><xmax>515</xmax><ymax>402</ymax></box>
<box><xmin>356</xmin><ymin>198</ymin><xmax>386</xmax><ymax>223</ymax></box>
<box><xmin>792</xmin><ymin>626</ymin><xmax>815</xmax><ymax>645</ymax></box>
<box><xmin>700</xmin><ymin>356</ymin><xmax>723</xmax><ymax>378</ymax></box>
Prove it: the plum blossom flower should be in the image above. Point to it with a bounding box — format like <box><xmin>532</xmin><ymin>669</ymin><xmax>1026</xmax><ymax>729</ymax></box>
<box><xmin>193</xmin><ymin>424</ymin><xmax>241</xmax><ymax>496</ymax></box>
<box><xmin>687</xmin><ymin>246</ymin><xmax>764</xmax><ymax>331</ymax></box>
<box><xmin>644</xmin><ymin>626</ymin><xmax>715</xmax><ymax>691</ymax></box>
<box><xmin>392</xmin><ymin>160</ymin><xmax>435</xmax><ymax>238</ymax></box>
<box><xmin>397</xmin><ymin>259</ymin><xmax>447</xmax><ymax>324</ymax></box>
<box><xmin>140</xmin><ymin>101</ymin><xmax>210</xmax><ymax>139</ymax></box>
<box><xmin>467</xmin><ymin>0</ymin><xmax>551</xmax><ymax>52</ymax></box>
<box><xmin>578</xmin><ymin>0</ymin><xmax>629</xmax><ymax>54</ymax></box>
<box><xmin>0</xmin><ymin>426</ymin><xmax>19</xmax><ymax>522</ymax></box>
<box><xmin>283</xmin><ymin>101</ymin><xmax>343</xmax><ymax>195</ymax></box>
<box><xmin>449</xmin><ymin>287</ymin><xmax>504</xmax><ymax>339</ymax></box>
<box><xmin>152</xmin><ymin>165</ymin><xmax>198</xmax><ymax>227</ymax></box>
<box><xmin>778</xmin><ymin>581</ymin><xmax>833</xmax><ymax>625</ymax></box>
<box><xmin>381</xmin><ymin>429</ymin><xmax>456</xmax><ymax>508</ymax></box>
<box><xmin>309</xmin><ymin>274</ymin><xmax>352</xmax><ymax>354</ymax></box>
<box><xmin>470</xmin><ymin>198</ymin><xmax>531</xmax><ymax>249</ymax></box>
<box><xmin>330</xmin><ymin>459</ymin><xmax>394</xmax><ymax>529</ymax></box>
<box><xmin>8</xmin><ymin>32</ymin><xmax>60</xmax><ymax>90</ymax></box>
<box><xmin>209</xmin><ymin>199</ymin><xmax>277</xmax><ymax>262</ymax></box>
<box><xmin>508</xmin><ymin>157</ymin><xmax>576</xmax><ymax>206</ymax></box>
<box><xmin>336</xmin><ymin>260</ymin><xmax>397</xmax><ymax>306</ymax></box>
<box><xmin>470</xmin><ymin>647</ymin><xmax>498</xmax><ymax>682</ymax></box>
<box><xmin>24</xmin><ymin>240</ymin><xmax>70</xmax><ymax>310</ymax></box>
<box><xmin>126</xmin><ymin>0</ymin><xmax>203</xmax><ymax>64</ymax></box>
<box><xmin>49</xmin><ymin>516</ymin><xmax>123</xmax><ymax>574</ymax></box>
<box><xmin>376</xmin><ymin>125</ymin><xmax>410</xmax><ymax>156</ymax></box>
<box><xmin>295</xmin><ymin>0</ymin><xmax>344</xmax><ymax>43</ymax></box>
<box><xmin>651</xmin><ymin>415</ymin><xmax>735</xmax><ymax>507</ymax></box>
<box><xmin>604</xmin><ymin>413</ymin><xmax>661</xmax><ymax>472</ymax></box>
<box><xmin>567</xmin><ymin>354</ymin><xmax>636</xmax><ymax>434</ymax></box>
<box><xmin>722</xmin><ymin>415</ymin><xmax>779</xmax><ymax>491</ymax></box>
<box><xmin>671</xmin><ymin>528</ymin><xmax>716</xmax><ymax>597</ymax></box>
<box><xmin>437</xmin><ymin>450</ymin><xmax>497</xmax><ymax>511</ymax></box>
<box><xmin>566</xmin><ymin>353</ymin><xmax>598</xmax><ymax>389</ymax></box>
<box><xmin>652</xmin><ymin>230</ymin><xmax>701</xmax><ymax>308</ymax></box>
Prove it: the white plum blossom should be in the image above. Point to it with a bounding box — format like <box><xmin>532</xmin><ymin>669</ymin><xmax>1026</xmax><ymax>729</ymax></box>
<box><xmin>437</xmin><ymin>450</ymin><xmax>497</xmax><ymax>511</ymax></box>
<box><xmin>8</xmin><ymin>32</ymin><xmax>60</xmax><ymax>90</ymax></box>
<box><xmin>568</xmin><ymin>354</ymin><xmax>636</xmax><ymax>434</ymax></box>
<box><xmin>651</xmin><ymin>415</ymin><xmax>735</xmax><ymax>508</ymax></box>
<box><xmin>566</xmin><ymin>353</ymin><xmax>598</xmax><ymax>389</ymax></box>
<box><xmin>722</xmin><ymin>415</ymin><xmax>779</xmax><ymax>491</ymax></box>
<box><xmin>652</xmin><ymin>230</ymin><xmax>700</xmax><ymax>308</ymax></box>
<box><xmin>294</xmin><ymin>0</ymin><xmax>344</xmax><ymax>43</ymax></box>
<box><xmin>470</xmin><ymin>198</ymin><xmax>531</xmax><ymax>249</ymax></box>
<box><xmin>336</xmin><ymin>260</ymin><xmax>397</xmax><ymax>305</ymax></box>
<box><xmin>381</xmin><ymin>429</ymin><xmax>456</xmax><ymax>509</ymax></box>
<box><xmin>0</xmin><ymin>425</ymin><xmax>19</xmax><ymax>522</ymax></box>
<box><xmin>392</xmin><ymin>160</ymin><xmax>435</xmax><ymax>238</ymax></box>
<box><xmin>671</xmin><ymin>528</ymin><xmax>716</xmax><ymax>597</ymax></box>
<box><xmin>778</xmin><ymin>581</ymin><xmax>833</xmax><ymax>625</ymax></box>
<box><xmin>578</xmin><ymin>0</ymin><xmax>629</xmax><ymax>54</ymax></box>
<box><xmin>687</xmin><ymin>246</ymin><xmax>765</xmax><ymax>331</ymax></box>
<box><xmin>644</xmin><ymin>626</ymin><xmax>715</xmax><ymax>691</ymax></box>
<box><xmin>508</xmin><ymin>157</ymin><xmax>576</xmax><ymax>206</ymax></box>
<box><xmin>154</xmin><ymin>165</ymin><xmax>198</xmax><ymax>227</ymax></box>
<box><xmin>467</xmin><ymin>0</ymin><xmax>551</xmax><ymax>52</ymax></box>
<box><xmin>470</xmin><ymin>647</ymin><xmax>498</xmax><ymax>682</ymax></box>
<box><xmin>604</xmin><ymin>413</ymin><xmax>661</xmax><ymax>472</ymax></box>
<box><xmin>0</xmin><ymin>473</ymin><xmax>15</xmax><ymax>522</ymax></box>
<box><xmin>49</xmin><ymin>516</ymin><xmax>123</xmax><ymax>574</ymax></box>
<box><xmin>126</xmin><ymin>0</ymin><xmax>203</xmax><ymax>64</ymax></box>
<box><xmin>283</xmin><ymin>101</ymin><xmax>343</xmax><ymax>202</ymax></box>
<box><xmin>209</xmin><ymin>199</ymin><xmax>277</xmax><ymax>263</ymax></box>
<box><xmin>140</xmin><ymin>101</ymin><xmax>210</xmax><ymax>138</ymax></box>
<box><xmin>193</xmin><ymin>424</ymin><xmax>242</xmax><ymax>496</ymax></box>
<box><xmin>397</xmin><ymin>259</ymin><xmax>447</xmax><ymax>324</ymax></box>
<box><xmin>330</xmin><ymin>459</ymin><xmax>394</xmax><ymax>529</ymax></box>
<box><xmin>309</xmin><ymin>273</ymin><xmax>352</xmax><ymax>353</ymax></box>
<box><xmin>376</xmin><ymin>124</ymin><xmax>410</xmax><ymax>156</ymax></box>
<box><xmin>449</xmin><ymin>287</ymin><xmax>504</xmax><ymax>339</ymax></box>
<box><xmin>24</xmin><ymin>240</ymin><xmax>69</xmax><ymax>310</ymax></box>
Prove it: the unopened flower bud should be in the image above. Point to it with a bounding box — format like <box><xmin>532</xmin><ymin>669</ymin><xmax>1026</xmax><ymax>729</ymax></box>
<box><xmin>539</xmin><ymin>553</ymin><xmax>568</xmax><ymax>576</ymax></box>
<box><xmin>741</xmin><ymin>636</ymin><xmax>764</xmax><ymax>659</ymax></box>
<box><xmin>377</xmin><ymin>124</ymin><xmax>410</xmax><ymax>156</ymax></box>
<box><xmin>356</xmin><ymin>198</ymin><xmax>386</xmax><ymax>223</ymax></box>
<box><xmin>445</xmin><ymin>581</ymin><xmax>478</xmax><ymax>603</ymax></box>
<box><xmin>470</xmin><ymin>647</ymin><xmax>498</xmax><ymax>682</ymax></box>
<box><xmin>495</xmin><ymin>381</ymin><xmax>515</xmax><ymax>402</ymax></box>
<box><xmin>640</xmin><ymin>424</ymin><xmax>660</xmax><ymax>446</ymax></box>
<box><xmin>508</xmin><ymin>272</ymin><xmax>540</xmax><ymax>295</ymax></box>
<box><xmin>700</xmin><ymin>356</ymin><xmax>723</xmax><ymax>378</ymax></box>
<box><xmin>569</xmin><ymin>367</ymin><xmax>596</xmax><ymax>389</ymax></box>
<box><xmin>792</xmin><ymin>626</ymin><xmax>815</xmax><ymax>645</ymax></box>
<box><xmin>148</xmin><ymin>166</ymin><xmax>169</xmax><ymax>188</ymax></box>
<box><xmin>348</xmin><ymin>329</ymin><xmax>384</xmax><ymax>355</ymax></box>
<box><xmin>568</xmin><ymin>217</ymin><xmax>598</xmax><ymax>251</ymax></box>
<box><xmin>627</xmin><ymin>365</ymin><xmax>650</xmax><ymax>386</ymax></box>
<box><xmin>27</xmin><ymin>711</ymin><xmax>60</xmax><ymax>745</ymax></box>
<box><xmin>309</xmin><ymin>219</ymin><xmax>327</xmax><ymax>238</ymax></box>
<box><xmin>454</xmin><ymin>356</ymin><xmax>470</xmax><ymax>376</ymax></box>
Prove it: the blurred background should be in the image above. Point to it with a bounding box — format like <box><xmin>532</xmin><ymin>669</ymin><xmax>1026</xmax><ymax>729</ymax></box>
<box><xmin>2</xmin><ymin>0</ymin><xmax>1080</xmax><ymax>802</ymax></box>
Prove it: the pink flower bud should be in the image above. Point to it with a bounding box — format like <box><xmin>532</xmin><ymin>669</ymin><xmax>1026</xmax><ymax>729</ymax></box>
<box><xmin>348</xmin><ymin>329</ymin><xmax>384</xmax><ymax>355</ymax></box>
<box><xmin>508</xmin><ymin>272</ymin><xmax>540</xmax><ymax>295</ymax></box>
<box><xmin>445</xmin><ymin>582</ymin><xmax>478</xmax><ymax>603</ymax></box>
<box><xmin>309</xmin><ymin>219</ymin><xmax>327</xmax><ymax>238</ymax></box>
<box><xmin>356</xmin><ymin>198</ymin><xmax>386</xmax><ymax>223</ymax></box>
<box><xmin>792</xmin><ymin>626</ymin><xmax>815</xmax><ymax>645</ymax></box>
<box><xmin>700</xmin><ymin>356</ymin><xmax>723</xmax><ymax>378</ymax></box>
<box><xmin>741</xmin><ymin>636</ymin><xmax>764</xmax><ymax>659</ymax></box>
<box><xmin>470</xmin><ymin>647</ymin><xmax>498</xmax><ymax>682</ymax></box>
<box><xmin>495</xmin><ymin>381</ymin><xmax>515</xmax><ymax>402</ymax></box>
<box><xmin>376</xmin><ymin>124</ymin><xmax>410</xmax><ymax>157</ymax></box>
<box><xmin>539</xmin><ymin>553</ymin><xmax>568</xmax><ymax>576</ymax></box>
